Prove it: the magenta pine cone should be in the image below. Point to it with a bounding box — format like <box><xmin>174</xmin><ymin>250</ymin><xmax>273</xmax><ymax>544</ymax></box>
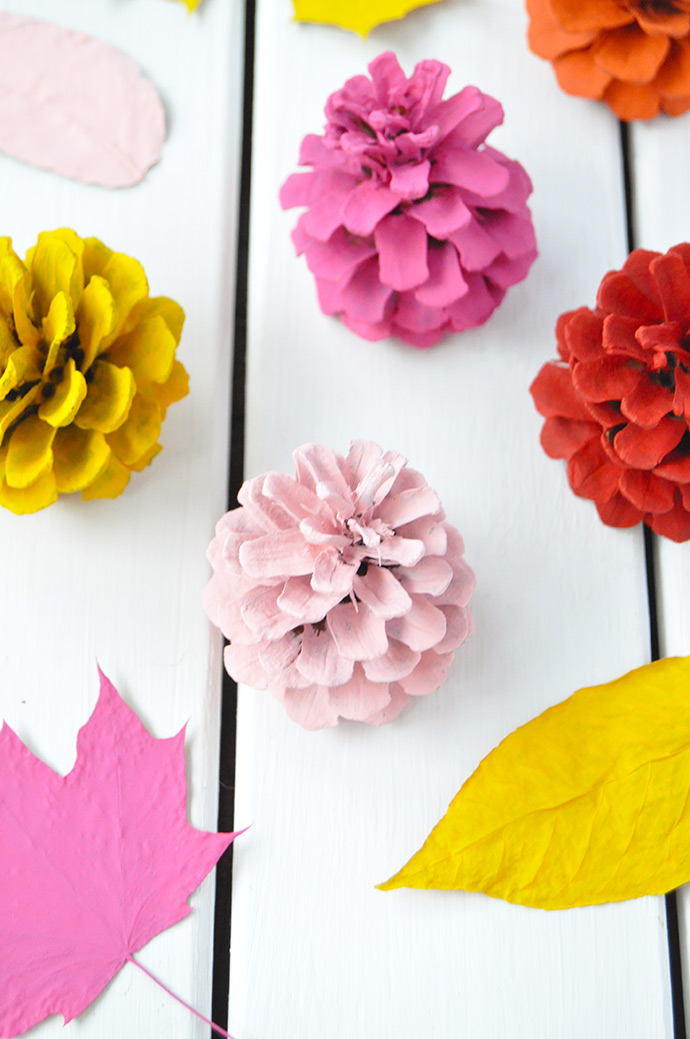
<box><xmin>280</xmin><ymin>51</ymin><xmax>537</xmax><ymax>349</ymax></box>
<box><xmin>204</xmin><ymin>441</ymin><xmax>475</xmax><ymax>730</ymax></box>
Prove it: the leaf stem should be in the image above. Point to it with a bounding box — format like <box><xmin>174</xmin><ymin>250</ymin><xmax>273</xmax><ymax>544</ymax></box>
<box><xmin>127</xmin><ymin>953</ymin><xmax>233</xmax><ymax>1037</ymax></box>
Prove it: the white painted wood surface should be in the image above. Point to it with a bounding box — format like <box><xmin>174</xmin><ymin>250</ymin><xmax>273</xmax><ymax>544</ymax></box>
<box><xmin>2</xmin><ymin>1</ymin><xmax>688</xmax><ymax>1038</ymax></box>
<box><xmin>0</xmin><ymin>0</ymin><xmax>241</xmax><ymax>1036</ymax></box>
<box><xmin>229</xmin><ymin>2</ymin><xmax>679</xmax><ymax>1038</ymax></box>
<box><xmin>632</xmin><ymin>118</ymin><xmax>690</xmax><ymax>1024</ymax></box>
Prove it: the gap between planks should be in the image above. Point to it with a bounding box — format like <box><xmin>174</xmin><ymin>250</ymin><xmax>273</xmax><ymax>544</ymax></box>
<box><xmin>210</xmin><ymin>0</ymin><xmax>258</xmax><ymax>1032</ymax></box>
<box><xmin>619</xmin><ymin>119</ymin><xmax>687</xmax><ymax>1039</ymax></box>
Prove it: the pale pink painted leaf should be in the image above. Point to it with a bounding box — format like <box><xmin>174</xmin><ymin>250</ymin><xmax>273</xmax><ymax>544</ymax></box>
<box><xmin>0</xmin><ymin>15</ymin><xmax>166</xmax><ymax>187</ymax></box>
<box><xmin>0</xmin><ymin>669</ymin><xmax>237</xmax><ymax>1036</ymax></box>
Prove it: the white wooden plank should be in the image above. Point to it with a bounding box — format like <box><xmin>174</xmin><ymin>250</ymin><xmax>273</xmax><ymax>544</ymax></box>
<box><xmin>0</xmin><ymin>0</ymin><xmax>241</xmax><ymax>1035</ymax></box>
<box><xmin>631</xmin><ymin>114</ymin><xmax>690</xmax><ymax>1023</ymax></box>
<box><xmin>230</xmin><ymin>1</ymin><xmax>673</xmax><ymax>1036</ymax></box>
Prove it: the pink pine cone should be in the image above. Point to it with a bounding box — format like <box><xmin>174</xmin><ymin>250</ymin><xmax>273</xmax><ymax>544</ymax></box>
<box><xmin>280</xmin><ymin>51</ymin><xmax>537</xmax><ymax>349</ymax></box>
<box><xmin>204</xmin><ymin>441</ymin><xmax>475</xmax><ymax>730</ymax></box>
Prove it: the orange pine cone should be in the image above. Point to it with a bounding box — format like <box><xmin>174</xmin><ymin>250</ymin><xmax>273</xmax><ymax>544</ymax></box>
<box><xmin>526</xmin><ymin>0</ymin><xmax>690</xmax><ymax>120</ymax></box>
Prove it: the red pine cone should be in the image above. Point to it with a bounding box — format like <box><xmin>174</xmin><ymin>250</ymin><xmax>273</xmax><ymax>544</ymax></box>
<box><xmin>531</xmin><ymin>244</ymin><xmax>690</xmax><ymax>542</ymax></box>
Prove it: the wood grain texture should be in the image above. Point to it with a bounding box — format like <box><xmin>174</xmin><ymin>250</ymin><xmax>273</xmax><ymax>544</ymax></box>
<box><xmin>631</xmin><ymin>116</ymin><xmax>690</xmax><ymax>1027</ymax></box>
<box><xmin>0</xmin><ymin>0</ymin><xmax>241</xmax><ymax>1035</ymax></box>
<box><xmin>229</xmin><ymin>1</ymin><xmax>674</xmax><ymax>1036</ymax></box>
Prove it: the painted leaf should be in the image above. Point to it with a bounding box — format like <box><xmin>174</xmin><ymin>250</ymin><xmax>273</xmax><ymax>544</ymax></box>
<box><xmin>0</xmin><ymin>669</ymin><xmax>237</xmax><ymax>1036</ymax></box>
<box><xmin>0</xmin><ymin>15</ymin><xmax>166</xmax><ymax>187</ymax></box>
<box><xmin>292</xmin><ymin>0</ymin><xmax>444</xmax><ymax>36</ymax></box>
<box><xmin>380</xmin><ymin>656</ymin><xmax>690</xmax><ymax>909</ymax></box>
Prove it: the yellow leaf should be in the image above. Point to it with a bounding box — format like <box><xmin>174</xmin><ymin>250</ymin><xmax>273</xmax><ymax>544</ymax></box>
<box><xmin>293</xmin><ymin>0</ymin><xmax>443</xmax><ymax>35</ymax></box>
<box><xmin>379</xmin><ymin>657</ymin><xmax>690</xmax><ymax>909</ymax></box>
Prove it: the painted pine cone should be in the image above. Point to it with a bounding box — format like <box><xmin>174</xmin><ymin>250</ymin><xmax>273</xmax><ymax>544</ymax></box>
<box><xmin>531</xmin><ymin>244</ymin><xmax>690</xmax><ymax>541</ymax></box>
<box><xmin>204</xmin><ymin>441</ymin><xmax>475</xmax><ymax>728</ymax></box>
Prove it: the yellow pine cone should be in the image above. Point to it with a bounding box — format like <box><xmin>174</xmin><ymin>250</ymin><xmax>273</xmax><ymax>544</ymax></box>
<box><xmin>0</xmin><ymin>229</ymin><xmax>189</xmax><ymax>514</ymax></box>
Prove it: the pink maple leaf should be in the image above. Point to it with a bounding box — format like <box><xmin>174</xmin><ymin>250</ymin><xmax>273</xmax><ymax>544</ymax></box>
<box><xmin>0</xmin><ymin>669</ymin><xmax>237</xmax><ymax>1037</ymax></box>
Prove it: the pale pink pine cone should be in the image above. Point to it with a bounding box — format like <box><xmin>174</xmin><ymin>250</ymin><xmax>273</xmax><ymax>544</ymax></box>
<box><xmin>204</xmin><ymin>441</ymin><xmax>475</xmax><ymax>729</ymax></box>
<box><xmin>280</xmin><ymin>51</ymin><xmax>537</xmax><ymax>348</ymax></box>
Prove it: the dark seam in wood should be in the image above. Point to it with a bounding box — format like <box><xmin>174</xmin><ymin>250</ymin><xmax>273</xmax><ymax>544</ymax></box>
<box><xmin>210</xmin><ymin>0</ymin><xmax>256</xmax><ymax>1033</ymax></box>
<box><xmin>620</xmin><ymin>118</ymin><xmax>687</xmax><ymax>1039</ymax></box>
